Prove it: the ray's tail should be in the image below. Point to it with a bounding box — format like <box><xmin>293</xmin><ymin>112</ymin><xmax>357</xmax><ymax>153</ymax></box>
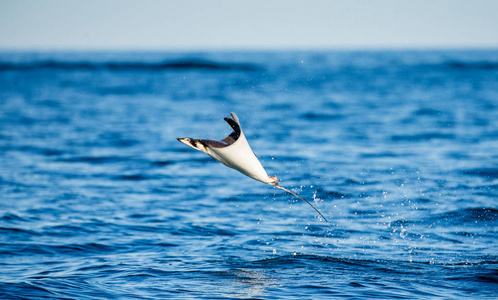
<box><xmin>274</xmin><ymin>184</ymin><xmax>328</xmax><ymax>222</ymax></box>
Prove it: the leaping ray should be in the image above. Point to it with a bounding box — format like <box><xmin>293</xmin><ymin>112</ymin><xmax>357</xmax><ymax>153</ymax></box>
<box><xmin>177</xmin><ymin>112</ymin><xmax>328</xmax><ymax>222</ymax></box>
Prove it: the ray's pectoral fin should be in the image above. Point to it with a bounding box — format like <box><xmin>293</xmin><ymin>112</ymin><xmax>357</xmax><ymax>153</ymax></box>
<box><xmin>176</xmin><ymin>113</ymin><xmax>275</xmax><ymax>185</ymax></box>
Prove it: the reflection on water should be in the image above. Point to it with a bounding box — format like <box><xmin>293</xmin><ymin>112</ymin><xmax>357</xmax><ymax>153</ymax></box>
<box><xmin>230</xmin><ymin>269</ymin><xmax>273</xmax><ymax>299</ymax></box>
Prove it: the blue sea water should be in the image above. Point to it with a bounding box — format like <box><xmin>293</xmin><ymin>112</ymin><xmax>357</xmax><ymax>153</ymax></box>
<box><xmin>0</xmin><ymin>50</ymin><xmax>497</xmax><ymax>299</ymax></box>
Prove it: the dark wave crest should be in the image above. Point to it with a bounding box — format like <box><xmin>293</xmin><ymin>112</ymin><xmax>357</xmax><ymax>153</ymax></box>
<box><xmin>429</xmin><ymin>208</ymin><xmax>498</xmax><ymax>224</ymax></box>
<box><xmin>444</xmin><ymin>61</ymin><xmax>498</xmax><ymax>70</ymax></box>
<box><xmin>462</xmin><ymin>168</ymin><xmax>498</xmax><ymax>179</ymax></box>
<box><xmin>0</xmin><ymin>59</ymin><xmax>260</xmax><ymax>72</ymax></box>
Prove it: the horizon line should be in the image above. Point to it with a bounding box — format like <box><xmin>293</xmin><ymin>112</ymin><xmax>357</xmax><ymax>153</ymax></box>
<box><xmin>1</xmin><ymin>45</ymin><xmax>498</xmax><ymax>53</ymax></box>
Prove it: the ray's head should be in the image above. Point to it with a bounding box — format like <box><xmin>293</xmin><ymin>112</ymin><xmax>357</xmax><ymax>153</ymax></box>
<box><xmin>176</xmin><ymin>137</ymin><xmax>209</xmax><ymax>154</ymax></box>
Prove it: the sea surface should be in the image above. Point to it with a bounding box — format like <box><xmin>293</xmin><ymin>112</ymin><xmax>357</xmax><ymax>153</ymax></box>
<box><xmin>0</xmin><ymin>50</ymin><xmax>497</xmax><ymax>299</ymax></box>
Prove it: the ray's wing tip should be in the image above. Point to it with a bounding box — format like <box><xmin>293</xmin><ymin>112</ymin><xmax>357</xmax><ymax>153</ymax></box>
<box><xmin>224</xmin><ymin>112</ymin><xmax>237</xmax><ymax>121</ymax></box>
<box><xmin>230</xmin><ymin>112</ymin><xmax>239</xmax><ymax>123</ymax></box>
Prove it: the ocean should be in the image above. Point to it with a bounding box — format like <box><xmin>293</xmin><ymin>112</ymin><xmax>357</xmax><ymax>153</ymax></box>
<box><xmin>0</xmin><ymin>50</ymin><xmax>497</xmax><ymax>299</ymax></box>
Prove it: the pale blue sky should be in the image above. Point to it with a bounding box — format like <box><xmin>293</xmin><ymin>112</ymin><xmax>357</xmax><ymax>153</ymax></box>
<box><xmin>1</xmin><ymin>0</ymin><xmax>497</xmax><ymax>50</ymax></box>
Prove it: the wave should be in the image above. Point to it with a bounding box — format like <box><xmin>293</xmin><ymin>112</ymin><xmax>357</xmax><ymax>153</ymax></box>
<box><xmin>429</xmin><ymin>208</ymin><xmax>497</xmax><ymax>224</ymax></box>
<box><xmin>0</xmin><ymin>59</ymin><xmax>260</xmax><ymax>72</ymax></box>
<box><xmin>444</xmin><ymin>61</ymin><xmax>498</xmax><ymax>71</ymax></box>
<box><xmin>412</xmin><ymin>60</ymin><xmax>498</xmax><ymax>72</ymax></box>
<box><xmin>251</xmin><ymin>253</ymin><xmax>497</xmax><ymax>268</ymax></box>
<box><xmin>56</xmin><ymin>155</ymin><xmax>132</xmax><ymax>164</ymax></box>
<box><xmin>462</xmin><ymin>168</ymin><xmax>498</xmax><ymax>179</ymax></box>
<box><xmin>391</xmin><ymin>132</ymin><xmax>455</xmax><ymax>142</ymax></box>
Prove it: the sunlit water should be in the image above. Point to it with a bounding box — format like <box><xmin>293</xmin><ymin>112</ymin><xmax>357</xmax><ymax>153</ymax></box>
<box><xmin>0</xmin><ymin>50</ymin><xmax>497</xmax><ymax>299</ymax></box>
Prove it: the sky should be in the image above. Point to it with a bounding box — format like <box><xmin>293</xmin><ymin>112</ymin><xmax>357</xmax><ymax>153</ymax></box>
<box><xmin>1</xmin><ymin>0</ymin><xmax>497</xmax><ymax>50</ymax></box>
